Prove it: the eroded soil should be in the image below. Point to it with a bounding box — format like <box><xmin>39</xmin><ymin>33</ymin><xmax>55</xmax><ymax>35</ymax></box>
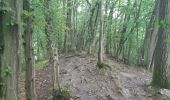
<box><xmin>19</xmin><ymin>55</ymin><xmax>153</xmax><ymax>100</ymax></box>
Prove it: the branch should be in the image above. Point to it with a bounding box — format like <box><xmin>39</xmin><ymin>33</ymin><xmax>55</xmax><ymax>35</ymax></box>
<box><xmin>85</xmin><ymin>0</ymin><xmax>91</xmax><ymax>7</ymax></box>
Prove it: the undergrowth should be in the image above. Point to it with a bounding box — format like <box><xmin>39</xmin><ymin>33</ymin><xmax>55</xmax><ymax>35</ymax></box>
<box><xmin>50</xmin><ymin>87</ymin><xmax>71</xmax><ymax>100</ymax></box>
<box><xmin>35</xmin><ymin>60</ymin><xmax>48</xmax><ymax>70</ymax></box>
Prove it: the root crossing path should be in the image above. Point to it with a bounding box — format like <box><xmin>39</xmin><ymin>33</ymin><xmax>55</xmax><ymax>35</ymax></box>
<box><xmin>36</xmin><ymin>55</ymin><xmax>153</xmax><ymax>100</ymax></box>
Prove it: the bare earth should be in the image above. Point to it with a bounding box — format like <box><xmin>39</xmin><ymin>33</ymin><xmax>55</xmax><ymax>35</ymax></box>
<box><xmin>20</xmin><ymin>55</ymin><xmax>153</xmax><ymax>100</ymax></box>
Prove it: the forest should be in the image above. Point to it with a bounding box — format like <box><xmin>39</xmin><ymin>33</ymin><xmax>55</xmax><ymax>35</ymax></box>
<box><xmin>0</xmin><ymin>0</ymin><xmax>170</xmax><ymax>100</ymax></box>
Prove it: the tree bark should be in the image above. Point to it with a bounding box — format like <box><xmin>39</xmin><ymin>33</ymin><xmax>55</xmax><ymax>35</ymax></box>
<box><xmin>0</xmin><ymin>0</ymin><xmax>21</xmax><ymax>100</ymax></box>
<box><xmin>152</xmin><ymin>0</ymin><xmax>170</xmax><ymax>88</ymax></box>
<box><xmin>116</xmin><ymin>0</ymin><xmax>131</xmax><ymax>59</ymax></box>
<box><xmin>106</xmin><ymin>1</ymin><xmax>116</xmax><ymax>54</ymax></box>
<box><xmin>23</xmin><ymin>0</ymin><xmax>37</xmax><ymax>100</ymax></box>
<box><xmin>0</xmin><ymin>1</ymin><xmax>3</xmax><ymax>96</ymax></box>
<box><xmin>87</xmin><ymin>1</ymin><xmax>99</xmax><ymax>54</ymax></box>
<box><xmin>144</xmin><ymin>0</ymin><xmax>159</xmax><ymax>70</ymax></box>
<box><xmin>45</xmin><ymin>0</ymin><xmax>61</xmax><ymax>95</ymax></box>
<box><xmin>64</xmin><ymin>0</ymin><xmax>76</xmax><ymax>53</ymax></box>
<box><xmin>97</xmin><ymin>0</ymin><xmax>104</xmax><ymax>67</ymax></box>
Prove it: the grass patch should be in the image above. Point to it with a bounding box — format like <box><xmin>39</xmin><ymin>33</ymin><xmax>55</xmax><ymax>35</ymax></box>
<box><xmin>35</xmin><ymin>60</ymin><xmax>48</xmax><ymax>70</ymax></box>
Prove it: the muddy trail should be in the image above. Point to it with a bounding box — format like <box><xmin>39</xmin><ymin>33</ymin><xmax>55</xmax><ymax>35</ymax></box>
<box><xmin>33</xmin><ymin>55</ymin><xmax>153</xmax><ymax>100</ymax></box>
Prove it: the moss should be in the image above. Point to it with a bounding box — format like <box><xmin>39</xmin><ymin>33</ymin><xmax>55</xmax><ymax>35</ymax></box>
<box><xmin>52</xmin><ymin>87</ymin><xmax>71</xmax><ymax>100</ymax></box>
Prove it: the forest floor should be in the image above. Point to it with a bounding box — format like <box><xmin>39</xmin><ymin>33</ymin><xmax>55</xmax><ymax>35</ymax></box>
<box><xmin>19</xmin><ymin>55</ymin><xmax>155</xmax><ymax>100</ymax></box>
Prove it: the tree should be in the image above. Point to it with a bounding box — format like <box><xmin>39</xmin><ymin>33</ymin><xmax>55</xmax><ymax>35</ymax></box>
<box><xmin>0</xmin><ymin>0</ymin><xmax>21</xmax><ymax>100</ymax></box>
<box><xmin>97</xmin><ymin>0</ymin><xmax>104</xmax><ymax>68</ymax></box>
<box><xmin>152</xmin><ymin>0</ymin><xmax>170</xmax><ymax>88</ymax></box>
<box><xmin>142</xmin><ymin>0</ymin><xmax>159</xmax><ymax>70</ymax></box>
<box><xmin>64</xmin><ymin>0</ymin><xmax>76</xmax><ymax>53</ymax></box>
<box><xmin>45</xmin><ymin>0</ymin><xmax>61</xmax><ymax>96</ymax></box>
<box><xmin>116</xmin><ymin>0</ymin><xmax>131</xmax><ymax>60</ymax></box>
<box><xmin>87</xmin><ymin>0</ymin><xmax>99</xmax><ymax>54</ymax></box>
<box><xmin>106</xmin><ymin>0</ymin><xmax>117</xmax><ymax>54</ymax></box>
<box><xmin>23</xmin><ymin>0</ymin><xmax>37</xmax><ymax>99</ymax></box>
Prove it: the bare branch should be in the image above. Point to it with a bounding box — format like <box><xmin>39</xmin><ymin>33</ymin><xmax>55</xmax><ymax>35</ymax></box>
<box><xmin>85</xmin><ymin>0</ymin><xmax>91</xmax><ymax>7</ymax></box>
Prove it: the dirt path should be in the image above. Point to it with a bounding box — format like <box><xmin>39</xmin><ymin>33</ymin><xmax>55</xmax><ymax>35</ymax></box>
<box><xmin>34</xmin><ymin>56</ymin><xmax>153</xmax><ymax>100</ymax></box>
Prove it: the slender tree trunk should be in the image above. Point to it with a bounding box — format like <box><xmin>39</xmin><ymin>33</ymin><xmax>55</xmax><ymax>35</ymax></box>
<box><xmin>97</xmin><ymin>0</ymin><xmax>104</xmax><ymax>67</ymax></box>
<box><xmin>72</xmin><ymin>0</ymin><xmax>77</xmax><ymax>51</ymax></box>
<box><xmin>0</xmin><ymin>2</ymin><xmax>3</xmax><ymax>96</ymax></box>
<box><xmin>144</xmin><ymin>0</ymin><xmax>159</xmax><ymax>70</ymax></box>
<box><xmin>23</xmin><ymin>0</ymin><xmax>37</xmax><ymax>100</ymax></box>
<box><xmin>116</xmin><ymin>4</ymin><xmax>131</xmax><ymax>59</ymax></box>
<box><xmin>87</xmin><ymin>1</ymin><xmax>99</xmax><ymax>54</ymax></box>
<box><xmin>64</xmin><ymin>0</ymin><xmax>76</xmax><ymax>53</ymax></box>
<box><xmin>77</xmin><ymin>22</ymin><xmax>86</xmax><ymax>51</ymax></box>
<box><xmin>127</xmin><ymin>39</ymin><xmax>132</xmax><ymax>64</ymax></box>
<box><xmin>116</xmin><ymin>15</ymin><xmax>128</xmax><ymax>59</ymax></box>
<box><xmin>106</xmin><ymin>1</ymin><xmax>116</xmax><ymax>54</ymax></box>
<box><xmin>15</xmin><ymin>0</ymin><xmax>22</xmax><ymax>98</ymax></box>
<box><xmin>45</xmin><ymin>0</ymin><xmax>61</xmax><ymax>96</ymax></box>
<box><xmin>63</xmin><ymin>0</ymin><xmax>67</xmax><ymax>53</ymax></box>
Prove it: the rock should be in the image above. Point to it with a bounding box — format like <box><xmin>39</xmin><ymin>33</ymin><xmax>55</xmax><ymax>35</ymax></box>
<box><xmin>159</xmin><ymin>89</ymin><xmax>170</xmax><ymax>97</ymax></box>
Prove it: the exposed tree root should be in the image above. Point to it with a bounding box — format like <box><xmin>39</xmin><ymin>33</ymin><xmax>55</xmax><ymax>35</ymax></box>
<box><xmin>97</xmin><ymin>62</ymin><xmax>112</xmax><ymax>70</ymax></box>
<box><xmin>53</xmin><ymin>89</ymin><xmax>69</xmax><ymax>100</ymax></box>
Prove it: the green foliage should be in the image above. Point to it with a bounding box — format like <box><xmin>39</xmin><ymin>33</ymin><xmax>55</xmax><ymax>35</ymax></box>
<box><xmin>22</xmin><ymin>10</ymin><xmax>34</xmax><ymax>19</ymax></box>
<box><xmin>154</xmin><ymin>20</ymin><xmax>170</xmax><ymax>29</ymax></box>
<box><xmin>4</xmin><ymin>65</ymin><xmax>12</xmax><ymax>76</ymax></box>
<box><xmin>60</xmin><ymin>87</ymin><xmax>71</xmax><ymax>98</ymax></box>
<box><xmin>50</xmin><ymin>87</ymin><xmax>71</xmax><ymax>100</ymax></box>
<box><xmin>6</xmin><ymin>17</ymin><xmax>24</xmax><ymax>27</ymax></box>
<box><xmin>0</xmin><ymin>81</ymin><xmax>5</xmax><ymax>88</ymax></box>
<box><xmin>27</xmin><ymin>0</ymin><xmax>155</xmax><ymax>65</ymax></box>
<box><xmin>0</xmin><ymin>1</ymin><xmax>13</xmax><ymax>14</ymax></box>
<box><xmin>164</xmin><ymin>38</ymin><xmax>170</xmax><ymax>43</ymax></box>
<box><xmin>0</xmin><ymin>6</ymin><xmax>12</xmax><ymax>14</ymax></box>
<box><xmin>35</xmin><ymin>60</ymin><xmax>48</xmax><ymax>70</ymax></box>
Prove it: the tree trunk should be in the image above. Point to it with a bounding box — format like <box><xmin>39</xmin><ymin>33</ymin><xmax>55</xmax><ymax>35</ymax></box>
<box><xmin>0</xmin><ymin>0</ymin><xmax>22</xmax><ymax>100</ymax></box>
<box><xmin>87</xmin><ymin>1</ymin><xmax>99</xmax><ymax>54</ymax></box>
<box><xmin>45</xmin><ymin>0</ymin><xmax>61</xmax><ymax>96</ymax></box>
<box><xmin>152</xmin><ymin>0</ymin><xmax>170</xmax><ymax>88</ymax></box>
<box><xmin>116</xmin><ymin>1</ymin><xmax>131</xmax><ymax>59</ymax></box>
<box><xmin>64</xmin><ymin>0</ymin><xmax>75</xmax><ymax>53</ymax></box>
<box><xmin>97</xmin><ymin>0</ymin><xmax>104</xmax><ymax>67</ymax></box>
<box><xmin>106</xmin><ymin>1</ymin><xmax>116</xmax><ymax>54</ymax></box>
<box><xmin>16</xmin><ymin>0</ymin><xmax>23</xmax><ymax>98</ymax></box>
<box><xmin>144</xmin><ymin>0</ymin><xmax>159</xmax><ymax>70</ymax></box>
<box><xmin>0</xmin><ymin>0</ymin><xmax>20</xmax><ymax>100</ymax></box>
<box><xmin>23</xmin><ymin>0</ymin><xmax>37</xmax><ymax>100</ymax></box>
<box><xmin>0</xmin><ymin>1</ymin><xmax>3</xmax><ymax>96</ymax></box>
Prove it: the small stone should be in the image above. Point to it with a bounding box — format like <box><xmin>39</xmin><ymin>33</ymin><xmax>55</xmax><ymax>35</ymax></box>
<box><xmin>159</xmin><ymin>89</ymin><xmax>170</xmax><ymax>97</ymax></box>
